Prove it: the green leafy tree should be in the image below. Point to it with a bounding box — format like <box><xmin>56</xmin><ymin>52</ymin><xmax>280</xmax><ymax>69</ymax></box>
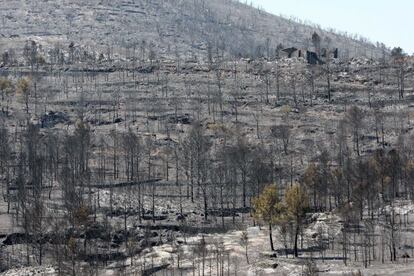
<box><xmin>252</xmin><ymin>184</ymin><xmax>283</xmax><ymax>251</ymax></box>
<box><xmin>285</xmin><ymin>184</ymin><xmax>309</xmax><ymax>257</ymax></box>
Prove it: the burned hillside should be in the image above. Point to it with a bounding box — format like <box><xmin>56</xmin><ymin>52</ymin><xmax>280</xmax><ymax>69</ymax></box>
<box><xmin>1</xmin><ymin>1</ymin><xmax>414</xmax><ymax>276</ymax></box>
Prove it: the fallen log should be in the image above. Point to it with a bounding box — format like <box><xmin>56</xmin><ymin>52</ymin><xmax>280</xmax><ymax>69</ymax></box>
<box><xmin>91</xmin><ymin>179</ymin><xmax>162</xmax><ymax>189</ymax></box>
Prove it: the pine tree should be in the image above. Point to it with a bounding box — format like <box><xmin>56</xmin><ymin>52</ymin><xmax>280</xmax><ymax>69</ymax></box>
<box><xmin>285</xmin><ymin>184</ymin><xmax>309</xmax><ymax>257</ymax></box>
<box><xmin>16</xmin><ymin>78</ymin><xmax>31</xmax><ymax>114</ymax></box>
<box><xmin>252</xmin><ymin>184</ymin><xmax>283</xmax><ymax>251</ymax></box>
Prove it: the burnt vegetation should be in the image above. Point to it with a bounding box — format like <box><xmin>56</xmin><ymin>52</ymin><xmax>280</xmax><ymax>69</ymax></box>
<box><xmin>0</xmin><ymin>0</ymin><xmax>414</xmax><ymax>275</ymax></box>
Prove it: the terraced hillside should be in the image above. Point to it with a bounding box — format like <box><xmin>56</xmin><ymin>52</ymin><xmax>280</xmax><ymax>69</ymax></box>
<box><xmin>2</xmin><ymin>1</ymin><xmax>414</xmax><ymax>276</ymax></box>
<box><xmin>0</xmin><ymin>0</ymin><xmax>383</xmax><ymax>61</ymax></box>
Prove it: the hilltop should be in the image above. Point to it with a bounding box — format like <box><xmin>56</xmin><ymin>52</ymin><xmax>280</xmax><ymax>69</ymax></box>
<box><xmin>0</xmin><ymin>0</ymin><xmax>384</xmax><ymax>61</ymax></box>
